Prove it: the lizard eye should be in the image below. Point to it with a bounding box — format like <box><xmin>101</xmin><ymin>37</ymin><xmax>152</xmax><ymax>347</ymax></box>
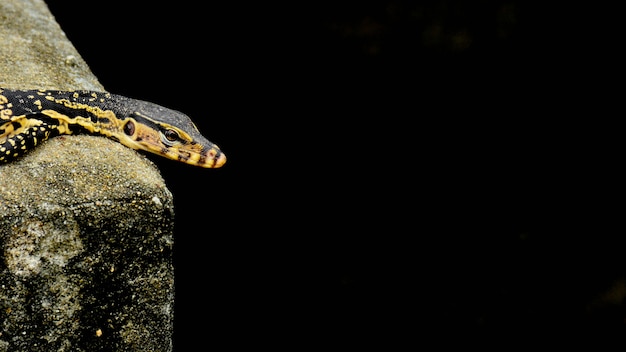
<box><xmin>124</xmin><ymin>121</ymin><xmax>135</xmax><ymax>136</ymax></box>
<box><xmin>164</xmin><ymin>129</ymin><xmax>179</xmax><ymax>142</ymax></box>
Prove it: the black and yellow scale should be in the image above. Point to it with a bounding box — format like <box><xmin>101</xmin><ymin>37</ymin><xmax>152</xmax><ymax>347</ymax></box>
<box><xmin>0</xmin><ymin>88</ymin><xmax>225</xmax><ymax>168</ymax></box>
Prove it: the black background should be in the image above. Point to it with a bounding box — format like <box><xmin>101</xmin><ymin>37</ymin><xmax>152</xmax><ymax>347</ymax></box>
<box><xmin>44</xmin><ymin>1</ymin><xmax>624</xmax><ymax>348</ymax></box>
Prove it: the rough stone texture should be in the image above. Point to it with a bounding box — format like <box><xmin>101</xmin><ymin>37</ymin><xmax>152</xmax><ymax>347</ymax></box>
<box><xmin>0</xmin><ymin>0</ymin><xmax>103</xmax><ymax>91</ymax></box>
<box><xmin>0</xmin><ymin>0</ymin><xmax>175</xmax><ymax>351</ymax></box>
<box><xmin>0</xmin><ymin>137</ymin><xmax>175</xmax><ymax>351</ymax></box>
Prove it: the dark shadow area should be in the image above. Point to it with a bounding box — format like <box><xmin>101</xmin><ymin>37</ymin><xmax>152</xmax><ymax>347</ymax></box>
<box><xmin>45</xmin><ymin>0</ymin><xmax>625</xmax><ymax>348</ymax></box>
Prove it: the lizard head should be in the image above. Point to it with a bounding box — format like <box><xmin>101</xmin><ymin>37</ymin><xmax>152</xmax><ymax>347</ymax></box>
<box><xmin>110</xmin><ymin>98</ymin><xmax>226</xmax><ymax>168</ymax></box>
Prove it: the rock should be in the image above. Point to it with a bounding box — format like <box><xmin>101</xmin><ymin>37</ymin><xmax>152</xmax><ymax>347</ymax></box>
<box><xmin>0</xmin><ymin>0</ymin><xmax>103</xmax><ymax>91</ymax></box>
<box><xmin>1</xmin><ymin>0</ymin><xmax>176</xmax><ymax>350</ymax></box>
<box><xmin>0</xmin><ymin>136</ymin><xmax>175</xmax><ymax>351</ymax></box>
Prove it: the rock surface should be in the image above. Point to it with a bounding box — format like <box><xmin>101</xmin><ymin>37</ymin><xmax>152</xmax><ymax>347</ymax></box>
<box><xmin>0</xmin><ymin>137</ymin><xmax>175</xmax><ymax>352</ymax></box>
<box><xmin>1</xmin><ymin>0</ymin><xmax>176</xmax><ymax>351</ymax></box>
<box><xmin>0</xmin><ymin>0</ymin><xmax>102</xmax><ymax>91</ymax></box>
